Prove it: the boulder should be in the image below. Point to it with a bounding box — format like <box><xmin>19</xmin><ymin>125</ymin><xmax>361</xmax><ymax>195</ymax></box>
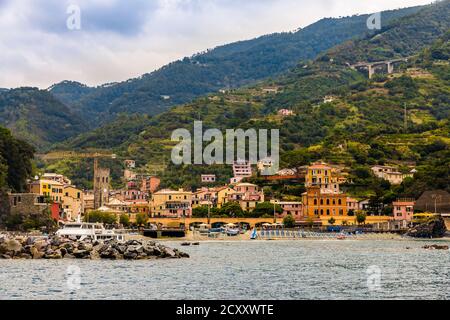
<box><xmin>161</xmin><ymin>247</ymin><xmax>177</xmax><ymax>258</ymax></box>
<box><xmin>0</xmin><ymin>239</ymin><xmax>22</xmax><ymax>255</ymax></box>
<box><xmin>407</xmin><ymin>216</ymin><xmax>447</xmax><ymax>238</ymax></box>
<box><xmin>423</xmin><ymin>244</ymin><xmax>449</xmax><ymax>250</ymax></box>
<box><xmin>124</xmin><ymin>251</ymin><xmax>138</xmax><ymax>260</ymax></box>
<box><xmin>30</xmin><ymin>247</ymin><xmax>44</xmax><ymax>259</ymax></box>
<box><xmin>0</xmin><ymin>235</ymin><xmax>189</xmax><ymax>260</ymax></box>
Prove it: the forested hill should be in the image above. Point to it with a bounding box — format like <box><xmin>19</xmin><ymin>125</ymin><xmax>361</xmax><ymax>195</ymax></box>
<box><xmin>0</xmin><ymin>88</ymin><xmax>86</xmax><ymax>150</ymax></box>
<box><xmin>45</xmin><ymin>2</ymin><xmax>450</xmax><ymax>197</ymax></box>
<box><xmin>0</xmin><ymin>126</ymin><xmax>34</xmax><ymax>193</ymax></box>
<box><xmin>48</xmin><ymin>6</ymin><xmax>423</xmax><ymax>126</ymax></box>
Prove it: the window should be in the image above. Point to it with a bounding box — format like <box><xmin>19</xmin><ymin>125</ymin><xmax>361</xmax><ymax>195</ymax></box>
<box><xmin>314</xmin><ymin>199</ymin><xmax>317</xmax><ymax>205</ymax></box>
<box><xmin>320</xmin><ymin>199</ymin><xmax>324</xmax><ymax>205</ymax></box>
<box><xmin>338</xmin><ymin>199</ymin><xmax>342</xmax><ymax>205</ymax></box>
<box><xmin>326</xmin><ymin>199</ymin><xmax>330</xmax><ymax>205</ymax></box>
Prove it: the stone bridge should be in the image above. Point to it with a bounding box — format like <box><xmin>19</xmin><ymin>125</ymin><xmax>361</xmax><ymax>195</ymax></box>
<box><xmin>148</xmin><ymin>217</ymin><xmax>281</xmax><ymax>229</ymax></box>
<box><xmin>350</xmin><ymin>57</ymin><xmax>411</xmax><ymax>79</ymax></box>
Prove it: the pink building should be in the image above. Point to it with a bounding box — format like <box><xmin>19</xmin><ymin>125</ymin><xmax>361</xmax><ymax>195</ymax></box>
<box><xmin>277</xmin><ymin>202</ymin><xmax>303</xmax><ymax>220</ymax></box>
<box><xmin>392</xmin><ymin>199</ymin><xmax>415</xmax><ymax>221</ymax></box>
<box><xmin>347</xmin><ymin>197</ymin><xmax>359</xmax><ymax>212</ymax></box>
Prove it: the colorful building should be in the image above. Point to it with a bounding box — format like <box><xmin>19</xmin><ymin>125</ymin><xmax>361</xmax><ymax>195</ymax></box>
<box><xmin>29</xmin><ymin>179</ymin><xmax>64</xmax><ymax>202</ymax></box>
<box><xmin>371</xmin><ymin>165</ymin><xmax>415</xmax><ymax>185</ymax></box>
<box><xmin>201</xmin><ymin>174</ymin><xmax>216</xmax><ymax>183</ymax></box>
<box><xmin>302</xmin><ymin>186</ymin><xmax>348</xmax><ymax>217</ymax></box>
<box><xmin>226</xmin><ymin>183</ymin><xmax>265</xmax><ymax>212</ymax></box>
<box><xmin>141</xmin><ymin>176</ymin><xmax>161</xmax><ymax>194</ymax></box>
<box><xmin>151</xmin><ymin>189</ymin><xmax>193</xmax><ymax>218</ymax></box>
<box><xmin>305</xmin><ymin>162</ymin><xmax>341</xmax><ymax>193</ymax></box>
<box><xmin>392</xmin><ymin>199</ymin><xmax>415</xmax><ymax>221</ymax></box>
<box><xmin>62</xmin><ymin>185</ymin><xmax>84</xmax><ymax>221</ymax></box>
<box><xmin>277</xmin><ymin>201</ymin><xmax>303</xmax><ymax>220</ymax></box>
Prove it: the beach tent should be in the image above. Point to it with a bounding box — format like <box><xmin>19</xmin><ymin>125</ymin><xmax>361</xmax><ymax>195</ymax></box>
<box><xmin>225</xmin><ymin>223</ymin><xmax>237</xmax><ymax>228</ymax></box>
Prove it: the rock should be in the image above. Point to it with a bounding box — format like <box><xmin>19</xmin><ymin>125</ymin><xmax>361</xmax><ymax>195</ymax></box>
<box><xmin>89</xmin><ymin>250</ymin><xmax>101</xmax><ymax>260</ymax></box>
<box><xmin>30</xmin><ymin>247</ymin><xmax>44</xmax><ymax>259</ymax></box>
<box><xmin>73</xmin><ymin>250</ymin><xmax>90</xmax><ymax>259</ymax></box>
<box><xmin>18</xmin><ymin>253</ymin><xmax>32</xmax><ymax>259</ymax></box>
<box><xmin>161</xmin><ymin>247</ymin><xmax>177</xmax><ymax>258</ymax></box>
<box><xmin>423</xmin><ymin>244</ymin><xmax>449</xmax><ymax>250</ymax></box>
<box><xmin>0</xmin><ymin>235</ymin><xmax>188</xmax><ymax>260</ymax></box>
<box><xmin>124</xmin><ymin>251</ymin><xmax>138</xmax><ymax>260</ymax></box>
<box><xmin>407</xmin><ymin>216</ymin><xmax>447</xmax><ymax>238</ymax></box>
<box><xmin>0</xmin><ymin>239</ymin><xmax>22</xmax><ymax>255</ymax></box>
<box><xmin>44</xmin><ymin>249</ymin><xmax>62</xmax><ymax>259</ymax></box>
<box><xmin>178</xmin><ymin>252</ymin><xmax>190</xmax><ymax>258</ymax></box>
<box><xmin>33</xmin><ymin>240</ymin><xmax>48</xmax><ymax>252</ymax></box>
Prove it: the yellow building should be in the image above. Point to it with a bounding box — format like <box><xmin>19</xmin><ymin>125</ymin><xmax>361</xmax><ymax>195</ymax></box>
<box><xmin>29</xmin><ymin>178</ymin><xmax>84</xmax><ymax>221</ymax></box>
<box><xmin>151</xmin><ymin>189</ymin><xmax>193</xmax><ymax>218</ymax></box>
<box><xmin>216</xmin><ymin>187</ymin><xmax>236</xmax><ymax>208</ymax></box>
<box><xmin>29</xmin><ymin>179</ymin><xmax>64</xmax><ymax>202</ymax></box>
<box><xmin>62</xmin><ymin>185</ymin><xmax>84</xmax><ymax>220</ymax></box>
<box><xmin>305</xmin><ymin>162</ymin><xmax>340</xmax><ymax>193</ymax></box>
<box><xmin>192</xmin><ymin>188</ymin><xmax>219</xmax><ymax>208</ymax></box>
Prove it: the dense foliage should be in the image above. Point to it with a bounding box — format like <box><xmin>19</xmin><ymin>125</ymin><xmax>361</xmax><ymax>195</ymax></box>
<box><xmin>0</xmin><ymin>88</ymin><xmax>86</xmax><ymax>150</ymax></box>
<box><xmin>0</xmin><ymin>126</ymin><xmax>35</xmax><ymax>192</ymax></box>
<box><xmin>40</xmin><ymin>2</ymin><xmax>449</xmax><ymax>205</ymax></box>
<box><xmin>48</xmin><ymin>6</ymin><xmax>423</xmax><ymax>128</ymax></box>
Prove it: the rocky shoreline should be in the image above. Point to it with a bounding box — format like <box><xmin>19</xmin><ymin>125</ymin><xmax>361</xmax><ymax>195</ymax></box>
<box><xmin>0</xmin><ymin>235</ymin><xmax>189</xmax><ymax>260</ymax></box>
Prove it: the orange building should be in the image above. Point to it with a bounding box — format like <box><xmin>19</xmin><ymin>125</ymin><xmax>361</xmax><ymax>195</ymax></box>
<box><xmin>302</xmin><ymin>186</ymin><xmax>347</xmax><ymax>217</ymax></box>
<box><xmin>302</xmin><ymin>162</ymin><xmax>348</xmax><ymax>218</ymax></box>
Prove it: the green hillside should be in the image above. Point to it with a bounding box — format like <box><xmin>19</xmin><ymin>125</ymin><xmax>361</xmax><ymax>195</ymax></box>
<box><xmin>43</xmin><ymin>2</ymin><xmax>450</xmax><ymax>202</ymax></box>
<box><xmin>49</xmin><ymin>6</ymin><xmax>423</xmax><ymax>126</ymax></box>
<box><xmin>0</xmin><ymin>88</ymin><xmax>87</xmax><ymax>150</ymax></box>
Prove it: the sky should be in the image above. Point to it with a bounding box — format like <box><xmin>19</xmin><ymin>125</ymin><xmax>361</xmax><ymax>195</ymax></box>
<box><xmin>0</xmin><ymin>0</ymin><xmax>434</xmax><ymax>89</ymax></box>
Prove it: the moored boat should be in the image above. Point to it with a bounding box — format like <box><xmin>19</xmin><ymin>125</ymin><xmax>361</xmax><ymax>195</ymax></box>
<box><xmin>55</xmin><ymin>222</ymin><xmax>125</xmax><ymax>242</ymax></box>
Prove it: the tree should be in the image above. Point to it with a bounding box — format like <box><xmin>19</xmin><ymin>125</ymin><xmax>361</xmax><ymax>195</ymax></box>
<box><xmin>84</xmin><ymin>211</ymin><xmax>116</xmax><ymax>224</ymax></box>
<box><xmin>219</xmin><ymin>202</ymin><xmax>244</xmax><ymax>218</ymax></box>
<box><xmin>136</xmin><ymin>213</ymin><xmax>149</xmax><ymax>227</ymax></box>
<box><xmin>251</xmin><ymin>202</ymin><xmax>283</xmax><ymax>218</ymax></box>
<box><xmin>0</xmin><ymin>127</ymin><xmax>35</xmax><ymax>192</ymax></box>
<box><xmin>328</xmin><ymin>218</ymin><xmax>336</xmax><ymax>225</ymax></box>
<box><xmin>356</xmin><ymin>211</ymin><xmax>367</xmax><ymax>225</ymax></box>
<box><xmin>192</xmin><ymin>206</ymin><xmax>209</xmax><ymax>218</ymax></box>
<box><xmin>119</xmin><ymin>214</ymin><xmax>130</xmax><ymax>227</ymax></box>
<box><xmin>283</xmin><ymin>215</ymin><xmax>296</xmax><ymax>228</ymax></box>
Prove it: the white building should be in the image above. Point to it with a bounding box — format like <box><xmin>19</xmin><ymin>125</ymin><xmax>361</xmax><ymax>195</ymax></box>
<box><xmin>371</xmin><ymin>165</ymin><xmax>415</xmax><ymax>185</ymax></box>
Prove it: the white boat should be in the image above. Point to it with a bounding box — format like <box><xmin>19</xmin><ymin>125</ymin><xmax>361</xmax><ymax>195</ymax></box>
<box><xmin>55</xmin><ymin>222</ymin><xmax>125</xmax><ymax>242</ymax></box>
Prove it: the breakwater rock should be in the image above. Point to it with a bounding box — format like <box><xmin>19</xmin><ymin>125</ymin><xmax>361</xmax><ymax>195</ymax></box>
<box><xmin>407</xmin><ymin>216</ymin><xmax>447</xmax><ymax>238</ymax></box>
<box><xmin>422</xmin><ymin>244</ymin><xmax>449</xmax><ymax>250</ymax></box>
<box><xmin>0</xmin><ymin>235</ymin><xmax>189</xmax><ymax>260</ymax></box>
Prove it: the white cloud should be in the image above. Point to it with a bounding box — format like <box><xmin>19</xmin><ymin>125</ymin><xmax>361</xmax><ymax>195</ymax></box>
<box><xmin>0</xmin><ymin>0</ymin><xmax>434</xmax><ymax>88</ymax></box>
